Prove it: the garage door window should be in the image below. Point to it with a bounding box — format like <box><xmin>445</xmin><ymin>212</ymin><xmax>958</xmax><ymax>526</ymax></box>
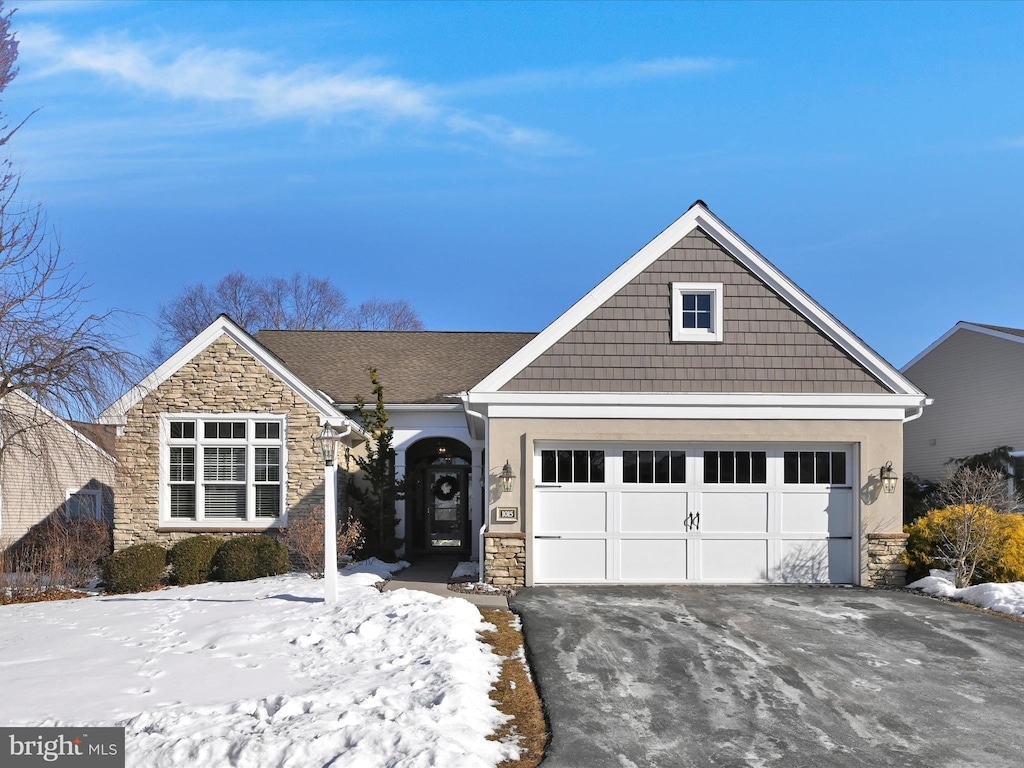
<box><xmin>623</xmin><ymin>450</ymin><xmax>686</xmax><ymax>483</ymax></box>
<box><xmin>704</xmin><ymin>451</ymin><xmax>767</xmax><ymax>484</ymax></box>
<box><xmin>540</xmin><ymin>449</ymin><xmax>605</xmax><ymax>483</ymax></box>
<box><xmin>783</xmin><ymin>451</ymin><xmax>847</xmax><ymax>485</ymax></box>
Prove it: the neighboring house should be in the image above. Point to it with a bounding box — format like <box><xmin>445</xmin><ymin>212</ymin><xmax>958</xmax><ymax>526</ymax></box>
<box><xmin>903</xmin><ymin>322</ymin><xmax>1024</xmax><ymax>485</ymax></box>
<box><xmin>0</xmin><ymin>390</ymin><xmax>117</xmax><ymax>551</ymax></box>
<box><xmin>99</xmin><ymin>201</ymin><xmax>928</xmax><ymax>587</ymax></box>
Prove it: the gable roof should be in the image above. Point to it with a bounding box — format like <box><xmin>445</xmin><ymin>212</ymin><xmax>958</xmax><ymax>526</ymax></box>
<box><xmin>3</xmin><ymin>390</ymin><xmax>117</xmax><ymax>462</ymax></box>
<box><xmin>902</xmin><ymin>321</ymin><xmax>1024</xmax><ymax>372</ymax></box>
<box><xmin>99</xmin><ymin>315</ymin><xmax>364</xmax><ymax>435</ymax></box>
<box><xmin>972</xmin><ymin>323</ymin><xmax>1024</xmax><ymax>340</ymax></box>
<box><xmin>473</xmin><ymin>201</ymin><xmax>924</xmax><ymax>398</ymax></box>
<box><xmin>69</xmin><ymin>420</ymin><xmax>119</xmax><ymax>458</ymax></box>
<box><xmin>255</xmin><ymin>330</ymin><xmax>537</xmax><ymax>405</ymax></box>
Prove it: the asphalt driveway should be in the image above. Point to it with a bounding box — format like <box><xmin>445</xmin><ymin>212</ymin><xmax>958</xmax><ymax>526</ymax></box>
<box><xmin>510</xmin><ymin>586</ymin><xmax>1024</xmax><ymax>768</ymax></box>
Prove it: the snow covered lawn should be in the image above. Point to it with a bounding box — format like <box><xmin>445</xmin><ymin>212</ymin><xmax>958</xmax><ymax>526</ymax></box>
<box><xmin>908</xmin><ymin>571</ymin><xmax>1024</xmax><ymax>618</ymax></box>
<box><xmin>0</xmin><ymin>560</ymin><xmax>518</xmax><ymax>767</ymax></box>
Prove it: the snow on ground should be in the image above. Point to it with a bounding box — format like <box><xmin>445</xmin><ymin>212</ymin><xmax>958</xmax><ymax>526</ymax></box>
<box><xmin>451</xmin><ymin>561</ymin><xmax>479</xmax><ymax>580</ymax></box>
<box><xmin>0</xmin><ymin>559</ymin><xmax>517</xmax><ymax>767</ymax></box>
<box><xmin>908</xmin><ymin>571</ymin><xmax>1024</xmax><ymax>618</ymax></box>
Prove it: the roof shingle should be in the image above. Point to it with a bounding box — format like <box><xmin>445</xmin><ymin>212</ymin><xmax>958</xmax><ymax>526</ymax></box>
<box><xmin>254</xmin><ymin>330</ymin><xmax>536</xmax><ymax>404</ymax></box>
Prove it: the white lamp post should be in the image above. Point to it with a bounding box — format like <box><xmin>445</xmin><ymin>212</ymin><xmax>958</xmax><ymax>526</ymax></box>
<box><xmin>313</xmin><ymin>424</ymin><xmax>342</xmax><ymax>604</ymax></box>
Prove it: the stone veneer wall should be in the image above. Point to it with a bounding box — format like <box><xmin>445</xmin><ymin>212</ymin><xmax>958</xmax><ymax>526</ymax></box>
<box><xmin>484</xmin><ymin>532</ymin><xmax>526</xmax><ymax>586</ymax></box>
<box><xmin>114</xmin><ymin>335</ymin><xmax>326</xmax><ymax>549</ymax></box>
<box><xmin>866</xmin><ymin>533</ymin><xmax>909</xmax><ymax>587</ymax></box>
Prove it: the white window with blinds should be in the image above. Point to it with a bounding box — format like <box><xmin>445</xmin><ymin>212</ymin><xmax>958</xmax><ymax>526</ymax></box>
<box><xmin>161</xmin><ymin>414</ymin><xmax>286</xmax><ymax>527</ymax></box>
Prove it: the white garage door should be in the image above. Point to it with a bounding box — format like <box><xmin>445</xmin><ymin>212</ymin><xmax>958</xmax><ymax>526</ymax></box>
<box><xmin>533</xmin><ymin>445</ymin><xmax>856</xmax><ymax>584</ymax></box>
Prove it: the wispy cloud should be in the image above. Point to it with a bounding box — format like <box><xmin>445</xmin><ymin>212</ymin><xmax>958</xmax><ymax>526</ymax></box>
<box><xmin>21</xmin><ymin>25</ymin><xmax>437</xmax><ymax>120</ymax></box>
<box><xmin>449</xmin><ymin>57</ymin><xmax>736</xmax><ymax>97</ymax></box>
<box><xmin>994</xmin><ymin>136</ymin><xmax>1024</xmax><ymax>150</ymax></box>
<box><xmin>12</xmin><ymin>1</ymin><xmax>113</xmax><ymax>17</ymax></box>
<box><xmin>17</xmin><ymin>24</ymin><xmax>732</xmax><ymax>156</ymax></box>
<box><xmin>16</xmin><ymin>24</ymin><xmax>564</xmax><ymax>152</ymax></box>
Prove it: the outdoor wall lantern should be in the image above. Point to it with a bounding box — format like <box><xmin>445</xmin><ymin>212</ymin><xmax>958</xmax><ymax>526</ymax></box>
<box><xmin>880</xmin><ymin>461</ymin><xmax>898</xmax><ymax>494</ymax></box>
<box><xmin>312</xmin><ymin>424</ymin><xmax>344</xmax><ymax>604</ymax></box>
<box><xmin>499</xmin><ymin>460</ymin><xmax>516</xmax><ymax>494</ymax></box>
<box><xmin>314</xmin><ymin>424</ymin><xmax>340</xmax><ymax>465</ymax></box>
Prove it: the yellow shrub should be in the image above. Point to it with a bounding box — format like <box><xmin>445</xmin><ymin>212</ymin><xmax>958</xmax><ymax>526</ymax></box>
<box><xmin>991</xmin><ymin>513</ymin><xmax>1024</xmax><ymax>583</ymax></box>
<box><xmin>903</xmin><ymin>504</ymin><xmax>1024</xmax><ymax>585</ymax></box>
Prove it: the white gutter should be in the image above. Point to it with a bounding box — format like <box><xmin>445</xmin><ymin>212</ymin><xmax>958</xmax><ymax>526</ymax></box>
<box><xmin>903</xmin><ymin>399</ymin><xmax>932</xmax><ymax>424</ymax></box>
<box><xmin>460</xmin><ymin>392</ymin><xmax>489</xmax><ymax>585</ymax></box>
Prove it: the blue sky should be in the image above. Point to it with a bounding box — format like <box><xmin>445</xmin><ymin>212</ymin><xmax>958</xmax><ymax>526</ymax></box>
<box><xmin>6</xmin><ymin>1</ymin><xmax>1024</xmax><ymax>369</ymax></box>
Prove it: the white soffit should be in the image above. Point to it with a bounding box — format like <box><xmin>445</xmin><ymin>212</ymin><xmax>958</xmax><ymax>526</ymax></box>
<box><xmin>472</xmin><ymin>202</ymin><xmax>924</xmax><ymax>398</ymax></box>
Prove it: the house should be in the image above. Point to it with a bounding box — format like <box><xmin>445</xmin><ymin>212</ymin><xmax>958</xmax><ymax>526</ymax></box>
<box><xmin>903</xmin><ymin>322</ymin><xmax>1024</xmax><ymax>485</ymax></box>
<box><xmin>99</xmin><ymin>201</ymin><xmax>928</xmax><ymax>587</ymax></box>
<box><xmin>0</xmin><ymin>390</ymin><xmax>117</xmax><ymax>551</ymax></box>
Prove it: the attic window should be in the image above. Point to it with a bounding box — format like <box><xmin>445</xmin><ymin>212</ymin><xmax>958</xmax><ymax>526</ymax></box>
<box><xmin>671</xmin><ymin>282</ymin><xmax>723</xmax><ymax>343</ymax></box>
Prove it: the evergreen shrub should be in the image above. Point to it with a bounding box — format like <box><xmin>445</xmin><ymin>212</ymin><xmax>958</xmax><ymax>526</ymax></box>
<box><xmin>212</xmin><ymin>534</ymin><xmax>290</xmax><ymax>582</ymax></box>
<box><xmin>168</xmin><ymin>535</ymin><xmax>224</xmax><ymax>586</ymax></box>
<box><xmin>102</xmin><ymin>543</ymin><xmax>167</xmax><ymax>594</ymax></box>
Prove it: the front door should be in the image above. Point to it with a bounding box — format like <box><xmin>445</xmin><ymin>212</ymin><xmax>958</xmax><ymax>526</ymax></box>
<box><xmin>421</xmin><ymin>466</ymin><xmax>469</xmax><ymax>555</ymax></box>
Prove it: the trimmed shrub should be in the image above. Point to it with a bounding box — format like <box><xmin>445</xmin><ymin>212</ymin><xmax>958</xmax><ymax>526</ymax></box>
<box><xmin>102</xmin><ymin>543</ymin><xmax>167</xmax><ymax>594</ymax></box>
<box><xmin>168</xmin><ymin>535</ymin><xmax>224</xmax><ymax>586</ymax></box>
<box><xmin>212</xmin><ymin>535</ymin><xmax>290</xmax><ymax>582</ymax></box>
<box><xmin>904</xmin><ymin>506</ymin><xmax>1024</xmax><ymax>584</ymax></box>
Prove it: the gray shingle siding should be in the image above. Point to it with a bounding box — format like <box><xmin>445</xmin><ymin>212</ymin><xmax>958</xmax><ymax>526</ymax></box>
<box><xmin>502</xmin><ymin>228</ymin><xmax>887</xmax><ymax>394</ymax></box>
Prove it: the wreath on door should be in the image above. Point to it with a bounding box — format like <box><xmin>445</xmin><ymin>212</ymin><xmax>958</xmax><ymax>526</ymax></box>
<box><xmin>432</xmin><ymin>475</ymin><xmax>459</xmax><ymax>501</ymax></box>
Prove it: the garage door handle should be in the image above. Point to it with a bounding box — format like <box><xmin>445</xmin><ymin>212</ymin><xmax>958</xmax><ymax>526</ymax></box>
<box><xmin>535</xmin><ymin>535</ymin><xmax>562</xmax><ymax>539</ymax></box>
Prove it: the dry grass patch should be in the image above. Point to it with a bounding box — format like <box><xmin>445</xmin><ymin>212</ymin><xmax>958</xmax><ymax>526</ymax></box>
<box><xmin>479</xmin><ymin>608</ymin><xmax>548</xmax><ymax>768</ymax></box>
<box><xmin>0</xmin><ymin>587</ymin><xmax>91</xmax><ymax>606</ymax></box>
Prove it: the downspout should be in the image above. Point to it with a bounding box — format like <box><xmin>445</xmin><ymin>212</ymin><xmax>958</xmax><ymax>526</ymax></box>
<box><xmin>902</xmin><ymin>399</ymin><xmax>932</xmax><ymax>424</ymax></box>
<box><xmin>327</xmin><ymin>419</ymin><xmax>354</xmax><ymax>513</ymax></box>
<box><xmin>460</xmin><ymin>392</ymin><xmax>489</xmax><ymax>585</ymax></box>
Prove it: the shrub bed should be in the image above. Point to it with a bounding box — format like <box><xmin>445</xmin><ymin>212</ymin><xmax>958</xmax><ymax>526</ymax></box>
<box><xmin>102</xmin><ymin>543</ymin><xmax>167</xmax><ymax>594</ymax></box>
<box><xmin>168</xmin><ymin>535</ymin><xmax>224</xmax><ymax>586</ymax></box>
<box><xmin>904</xmin><ymin>506</ymin><xmax>1024</xmax><ymax>584</ymax></box>
<box><xmin>212</xmin><ymin>535</ymin><xmax>290</xmax><ymax>582</ymax></box>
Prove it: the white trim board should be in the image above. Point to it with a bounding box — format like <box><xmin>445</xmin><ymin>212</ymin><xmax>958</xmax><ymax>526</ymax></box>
<box><xmin>469</xmin><ymin>392</ymin><xmax>926</xmax><ymax>407</ymax></box>
<box><xmin>99</xmin><ymin>315</ymin><xmax>365</xmax><ymax>438</ymax></box>
<box><xmin>902</xmin><ymin>321</ymin><xmax>1024</xmax><ymax>372</ymax></box>
<box><xmin>487</xmin><ymin>404</ymin><xmax>909</xmax><ymax>421</ymax></box>
<box><xmin>472</xmin><ymin>202</ymin><xmax>923</xmax><ymax>398</ymax></box>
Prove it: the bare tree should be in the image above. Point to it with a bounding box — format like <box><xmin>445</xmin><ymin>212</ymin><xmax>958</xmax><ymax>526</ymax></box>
<box><xmin>152</xmin><ymin>272</ymin><xmax>424</xmax><ymax>362</ymax></box>
<box><xmin>0</xmin><ymin>4</ymin><xmax>137</xmax><ymax>436</ymax></box>
<box><xmin>263</xmin><ymin>273</ymin><xmax>349</xmax><ymax>331</ymax></box>
<box><xmin>929</xmin><ymin>466</ymin><xmax>1017</xmax><ymax>587</ymax></box>
<box><xmin>347</xmin><ymin>297</ymin><xmax>424</xmax><ymax>331</ymax></box>
<box><xmin>0</xmin><ymin>2</ymin><xmax>136</xmax><ymax>557</ymax></box>
<box><xmin>151</xmin><ymin>271</ymin><xmax>280</xmax><ymax>360</ymax></box>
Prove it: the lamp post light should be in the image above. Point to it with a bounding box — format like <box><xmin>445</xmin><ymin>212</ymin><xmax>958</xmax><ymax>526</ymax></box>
<box><xmin>499</xmin><ymin>460</ymin><xmax>516</xmax><ymax>494</ymax></box>
<box><xmin>313</xmin><ymin>424</ymin><xmax>342</xmax><ymax>604</ymax></box>
<box><xmin>880</xmin><ymin>461</ymin><xmax>898</xmax><ymax>495</ymax></box>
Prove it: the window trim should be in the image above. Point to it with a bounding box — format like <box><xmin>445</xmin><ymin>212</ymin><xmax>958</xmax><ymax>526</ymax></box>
<box><xmin>66</xmin><ymin>488</ymin><xmax>102</xmax><ymax>521</ymax></box>
<box><xmin>159</xmin><ymin>413</ymin><xmax>288</xmax><ymax>529</ymax></box>
<box><xmin>671</xmin><ymin>282</ymin><xmax>723</xmax><ymax>343</ymax></box>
